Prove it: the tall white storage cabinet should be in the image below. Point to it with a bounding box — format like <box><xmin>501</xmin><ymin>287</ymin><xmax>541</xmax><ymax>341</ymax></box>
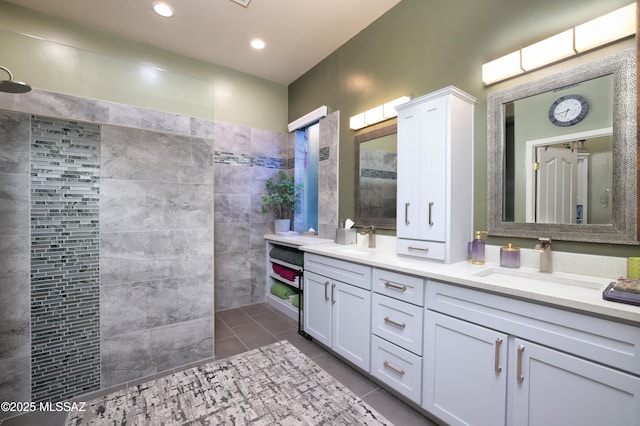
<box><xmin>396</xmin><ymin>86</ymin><xmax>475</xmax><ymax>263</ymax></box>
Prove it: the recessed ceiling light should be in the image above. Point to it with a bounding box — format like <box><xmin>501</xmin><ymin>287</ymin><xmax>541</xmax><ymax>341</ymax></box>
<box><xmin>250</xmin><ymin>39</ymin><xmax>265</xmax><ymax>50</ymax></box>
<box><xmin>152</xmin><ymin>2</ymin><xmax>174</xmax><ymax>18</ymax></box>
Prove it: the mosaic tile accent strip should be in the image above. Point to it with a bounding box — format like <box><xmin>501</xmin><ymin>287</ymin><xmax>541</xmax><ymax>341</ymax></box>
<box><xmin>30</xmin><ymin>116</ymin><xmax>101</xmax><ymax>402</ymax></box>
<box><xmin>66</xmin><ymin>340</ymin><xmax>391</xmax><ymax>425</ymax></box>
<box><xmin>319</xmin><ymin>146</ymin><xmax>330</xmax><ymax>161</ymax></box>
<box><xmin>361</xmin><ymin>168</ymin><xmax>397</xmax><ymax>180</ymax></box>
<box><xmin>214</xmin><ymin>151</ymin><xmax>291</xmax><ymax>169</ymax></box>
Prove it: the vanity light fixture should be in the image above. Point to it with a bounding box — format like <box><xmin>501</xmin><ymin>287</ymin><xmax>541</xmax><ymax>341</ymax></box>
<box><xmin>482</xmin><ymin>2</ymin><xmax>636</xmax><ymax>85</ymax></box>
<box><xmin>482</xmin><ymin>51</ymin><xmax>523</xmax><ymax>85</ymax></box>
<box><xmin>574</xmin><ymin>3</ymin><xmax>636</xmax><ymax>52</ymax></box>
<box><xmin>152</xmin><ymin>1</ymin><xmax>174</xmax><ymax>18</ymax></box>
<box><xmin>350</xmin><ymin>96</ymin><xmax>410</xmax><ymax>130</ymax></box>
<box><xmin>520</xmin><ymin>29</ymin><xmax>575</xmax><ymax>71</ymax></box>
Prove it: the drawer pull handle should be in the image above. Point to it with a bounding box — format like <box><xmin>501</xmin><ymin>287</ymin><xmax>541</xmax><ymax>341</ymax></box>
<box><xmin>384</xmin><ymin>282</ymin><xmax>407</xmax><ymax>292</ymax></box>
<box><xmin>331</xmin><ymin>283</ymin><xmax>336</xmax><ymax>305</ymax></box>
<box><xmin>408</xmin><ymin>246</ymin><xmax>429</xmax><ymax>252</ymax></box>
<box><xmin>516</xmin><ymin>344</ymin><xmax>525</xmax><ymax>384</ymax></box>
<box><xmin>384</xmin><ymin>317</ymin><xmax>406</xmax><ymax>329</ymax></box>
<box><xmin>324</xmin><ymin>281</ymin><xmax>329</xmax><ymax>301</ymax></box>
<box><xmin>383</xmin><ymin>360</ymin><xmax>405</xmax><ymax>376</ymax></box>
<box><xmin>494</xmin><ymin>337</ymin><xmax>502</xmax><ymax>373</ymax></box>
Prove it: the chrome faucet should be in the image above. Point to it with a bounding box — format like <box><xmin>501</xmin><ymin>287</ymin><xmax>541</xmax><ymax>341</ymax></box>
<box><xmin>534</xmin><ymin>237</ymin><xmax>552</xmax><ymax>273</ymax></box>
<box><xmin>360</xmin><ymin>226</ymin><xmax>376</xmax><ymax>248</ymax></box>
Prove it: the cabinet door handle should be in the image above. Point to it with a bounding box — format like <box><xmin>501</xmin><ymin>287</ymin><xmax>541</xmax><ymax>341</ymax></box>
<box><xmin>324</xmin><ymin>281</ymin><xmax>330</xmax><ymax>301</ymax></box>
<box><xmin>494</xmin><ymin>337</ymin><xmax>503</xmax><ymax>373</ymax></box>
<box><xmin>383</xmin><ymin>360</ymin><xmax>405</xmax><ymax>376</ymax></box>
<box><xmin>428</xmin><ymin>201</ymin><xmax>434</xmax><ymax>226</ymax></box>
<box><xmin>408</xmin><ymin>246</ymin><xmax>429</xmax><ymax>252</ymax></box>
<box><xmin>405</xmin><ymin>202</ymin><xmax>410</xmax><ymax>225</ymax></box>
<box><xmin>331</xmin><ymin>283</ymin><xmax>336</xmax><ymax>305</ymax></box>
<box><xmin>384</xmin><ymin>316</ymin><xmax>406</xmax><ymax>329</ymax></box>
<box><xmin>384</xmin><ymin>281</ymin><xmax>407</xmax><ymax>292</ymax></box>
<box><xmin>516</xmin><ymin>344</ymin><xmax>525</xmax><ymax>384</ymax></box>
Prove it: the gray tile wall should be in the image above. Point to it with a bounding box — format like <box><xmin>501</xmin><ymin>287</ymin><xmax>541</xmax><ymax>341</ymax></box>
<box><xmin>30</xmin><ymin>116</ymin><xmax>101</xmax><ymax>402</ymax></box>
<box><xmin>317</xmin><ymin>111</ymin><xmax>339</xmax><ymax>239</ymax></box>
<box><xmin>0</xmin><ymin>89</ymin><xmax>339</xmax><ymax>412</ymax></box>
<box><xmin>0</xmin><ymin>89</ymin><xmax>215</xmax><ymax>417</ymax></box>
<box><xmin>213</xmin><ymin>122</ymin><xmax>288</xmax><ymax>310</ymax></box>
<box><xmin>99</xmin><ymin>125</ymin><xmax>214</xmax><ymax>388</ymax></box>
<box><xmin>0</xmin><ymin>111</ymin><xmax>31</xmax><ymax>419</ymax></box>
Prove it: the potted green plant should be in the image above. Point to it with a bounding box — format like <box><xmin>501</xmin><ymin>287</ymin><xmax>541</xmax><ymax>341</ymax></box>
<box><xmin>261</xmin><ymin>170</ymin><xmax>302</xmax><ymax>233</ymax></box>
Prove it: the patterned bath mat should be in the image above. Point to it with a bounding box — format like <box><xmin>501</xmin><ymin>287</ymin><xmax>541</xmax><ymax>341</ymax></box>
<box><xmin>65</xmin><ymin>340</ymin><xmax>391</xmax><ymax>425</ymax></box>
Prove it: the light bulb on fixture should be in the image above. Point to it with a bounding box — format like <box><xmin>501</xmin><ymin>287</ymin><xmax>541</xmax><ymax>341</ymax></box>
<box><xmin>152</xmin><ymin>2</ymin><xmax>174</xmax><ymax>18</ymax></box>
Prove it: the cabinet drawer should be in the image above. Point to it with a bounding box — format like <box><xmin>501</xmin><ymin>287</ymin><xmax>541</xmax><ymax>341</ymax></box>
<box><xmin>372</xmin><ymin>293</ymin><xmax>423</xmax><ymax>355</ymax></box>
<box><xmin>427</xmin><ymin>281</ymin><xmax>640</xmax><ymax>376</ymax></box>
<box><xmin>397</xmin><ymin>238</ymin><xmax>445</xmax><ymax>261</ymax></box>
<box><xmin>373</xmin><ymin>268</ymin><xmax>425</xmax><ymax>306</ymax></box>
<box><xmin>304</xmin><ymin>253</ymin><xmax>372</xmax><ymax>290</ymax></box>
<box><xmin>371</xmin><ymin>335</ymin><xmax>422</xmax><ymax>404</ymax></box>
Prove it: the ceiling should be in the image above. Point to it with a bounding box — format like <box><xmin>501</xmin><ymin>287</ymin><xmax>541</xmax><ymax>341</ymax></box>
<box><xmin>6</xmin><ymin>0</ymin><xmax>401</xmax><ymax>85</ymax></box>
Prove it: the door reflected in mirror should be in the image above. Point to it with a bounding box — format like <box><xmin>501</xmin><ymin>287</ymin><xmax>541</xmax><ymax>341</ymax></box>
<box><xmin>502</xmin><ymin>74</ymin><xmax>613</xmax><ymax>225</ymax></box>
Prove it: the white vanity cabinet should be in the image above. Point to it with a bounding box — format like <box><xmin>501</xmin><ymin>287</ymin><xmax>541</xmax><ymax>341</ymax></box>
<box><xmin>424</xmin><ymin>281</ymin><xmax>640</xmax><ymax>426</ymax></box>
<box><xmin>370</xmin><ymin>268</ymin><xmax>425</xmax><ymax>404</ymax></box>
<box><xmin>303</xmin><ymin>253</ymin><xmax>372</xmax><ymax>372</ymax></box>
<box><xmin>425</xmin><ymin>310</ymin><xmax>508</xmax><ymax>425</ymax></box>
<box><xmin>510</xmin><ymin>338</ymin><xmax>640</xmax><ymax>426</ymax></box>
<box><xmin>395</xmin><ymin>86</ymin><xmax>475</xmax><ymax>263</ymax></box>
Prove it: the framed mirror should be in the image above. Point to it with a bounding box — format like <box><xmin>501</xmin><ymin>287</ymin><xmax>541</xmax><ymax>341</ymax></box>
<box><xmin>354</xmin><ymin>123</ymin><xmax>397</xmax><ymax>229</ymax></box>
<box><xmin>487</xmin><ymin>48</ymin><xmax>637</xmax><ymax>244</ymax></box>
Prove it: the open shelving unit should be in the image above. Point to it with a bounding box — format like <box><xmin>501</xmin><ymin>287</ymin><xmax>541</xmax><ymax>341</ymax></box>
<box><xmin>264</xmin><ymin>234</ymin><xmax>333</xmax><ymax>335</ymax></box>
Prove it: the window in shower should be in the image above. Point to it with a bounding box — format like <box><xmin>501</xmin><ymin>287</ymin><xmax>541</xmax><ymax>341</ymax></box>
<box><xmin>294</xmin><ymin>122</ymin><xmax>319</xmax><ymax>232</ymax></box>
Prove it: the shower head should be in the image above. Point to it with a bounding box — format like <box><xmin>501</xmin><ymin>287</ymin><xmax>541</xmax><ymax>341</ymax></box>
<box><xmin>0</xmin><ymin>65</ymin><xmax>32</xmax><ymax>93</ymax></box>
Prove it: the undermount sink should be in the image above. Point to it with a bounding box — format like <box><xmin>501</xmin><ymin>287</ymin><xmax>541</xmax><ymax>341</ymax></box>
<box><xmin>473</xmin><ymin>267</ymin><xmax>608</xmax><ymax>290</ymax></box>
<box><xmin>336</xmin><ymin>247</ymin><xmax>372</xmax><ymax>256</ymax></box>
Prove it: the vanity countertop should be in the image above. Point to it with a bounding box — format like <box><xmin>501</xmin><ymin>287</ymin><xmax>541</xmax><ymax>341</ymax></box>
<box><xmin>297</xmin><ymin>241</ymin><xmax>640</xmax><ymax>325</ymax></box>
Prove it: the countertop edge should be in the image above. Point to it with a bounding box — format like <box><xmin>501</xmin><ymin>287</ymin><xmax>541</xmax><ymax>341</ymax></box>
<box><xmin>297</xmin><ymin>243</ymin><xmax>640</xmax><ymax>325</ymax></box>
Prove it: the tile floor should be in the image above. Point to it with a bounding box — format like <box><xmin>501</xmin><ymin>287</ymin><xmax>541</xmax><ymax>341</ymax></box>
<box><xmin>1</xmin><ymin>302</ymin><xmax>439</xmax><ymax>426</ymax></box>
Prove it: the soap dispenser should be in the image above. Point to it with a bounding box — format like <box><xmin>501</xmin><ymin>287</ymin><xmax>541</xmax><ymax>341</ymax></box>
<box><xmin>470</xmin><ymin>231</ymin><xmax>487</xmax><ymax>265</ymax></box>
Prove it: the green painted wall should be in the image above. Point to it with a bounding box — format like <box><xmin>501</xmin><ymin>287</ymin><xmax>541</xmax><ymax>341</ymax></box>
<box><xmin>289</xmin><ymin>0</ymin><xmax>637</xmax><ymax>257</ymax></box>
<box><xmin>0</xmin><ymin>0</ymin><xmax>287</xmax><ymax>132</ymax></box>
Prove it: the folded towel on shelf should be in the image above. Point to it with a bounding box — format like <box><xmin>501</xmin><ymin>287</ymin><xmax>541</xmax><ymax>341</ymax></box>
<box><xmin>271</xmin><ymin>281</ymin><xmax>297</xmax><ymax>299</ymax></box>
<box><xmin>272</xmin><ymin>263</ymin><xmax>299</xmax><ymax>282</ymax></box>
<box><xmin>292</xmin><ymin>294</ymin><xmax>303</xmax><ymax>309</ymax></box>
<box><xmin>269</xmin><ymin>246</ymin><xmax>304</xmax><ymax>266</ymax></box>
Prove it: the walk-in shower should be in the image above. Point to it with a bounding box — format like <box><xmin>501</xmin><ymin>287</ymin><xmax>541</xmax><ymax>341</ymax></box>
<box><xmin>0</xmin><ymin>65</ymin><xmax>32</xmax><ymax>93</ymax></box>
